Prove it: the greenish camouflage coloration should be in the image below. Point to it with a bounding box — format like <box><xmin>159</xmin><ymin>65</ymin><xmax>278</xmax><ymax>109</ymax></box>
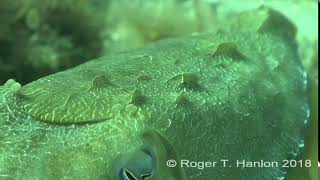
<box><xmin>0</xmin><ymin>9</ymin><xmax>309</xmax><ymax>180</ymax></box>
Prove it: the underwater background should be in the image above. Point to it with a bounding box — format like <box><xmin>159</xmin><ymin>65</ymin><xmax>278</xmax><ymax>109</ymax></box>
<box><xmin>0</xmin><ymin>0</ymin><xmax>318</xmax><ymax>179</ymax></box>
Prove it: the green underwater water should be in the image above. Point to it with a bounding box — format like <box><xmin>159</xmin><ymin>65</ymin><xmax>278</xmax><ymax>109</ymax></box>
<box><xmin>0</xmin><ymin>1</ymin><xmax>318</xmax><ymax>180</ymax></box>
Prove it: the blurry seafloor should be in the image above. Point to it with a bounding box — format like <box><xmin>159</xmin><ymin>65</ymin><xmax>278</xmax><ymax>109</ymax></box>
<box><xmin>0</xmin><ymin>0</ymin><xmax>318</xmax><ymax>179</ymax></box>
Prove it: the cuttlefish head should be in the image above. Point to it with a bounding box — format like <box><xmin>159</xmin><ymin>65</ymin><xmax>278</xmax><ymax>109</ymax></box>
<box><xmin>15</xmin><ymin>66</ymin><xmax>186</xmax><ymax>179</ymax></box>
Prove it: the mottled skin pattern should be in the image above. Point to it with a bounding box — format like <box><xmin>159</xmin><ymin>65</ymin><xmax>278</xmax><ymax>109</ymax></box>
<box><xmin>0</xmin><ymin>10</ymin><xmax>309</xmax><ymax>180</ymax></box>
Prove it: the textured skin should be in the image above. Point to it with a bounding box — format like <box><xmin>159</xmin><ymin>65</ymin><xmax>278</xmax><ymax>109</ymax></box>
<box><xmin>0</xmin><ymin>13</ymin><xmax>309</xmax><ymax>180</ymax></box>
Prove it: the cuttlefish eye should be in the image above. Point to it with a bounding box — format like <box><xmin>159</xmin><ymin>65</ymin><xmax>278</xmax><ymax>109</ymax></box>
<box><xmin>115</xmin><ymin>131</ymin><xmax>186</xmax><ymax>180</ymax></box>
<box><xmin>117</xmin><ymin>147</ymin><xmax>155</xmax><ymax>180</ymax></box>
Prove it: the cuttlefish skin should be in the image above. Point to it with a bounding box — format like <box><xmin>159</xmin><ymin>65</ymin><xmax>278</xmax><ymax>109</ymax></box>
<box><xmin>0</xmin><ymin>24</ymin><xmax>308</xmax><ymax>179</ymax></box>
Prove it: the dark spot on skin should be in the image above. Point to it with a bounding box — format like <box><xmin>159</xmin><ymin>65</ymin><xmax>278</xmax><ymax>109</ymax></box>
<box><xmin>91</xmin><ymin>74</ymin><xmax>113</xmax><ymax>90</ymax></box>
<box><xmin>130</xmin><ymin>89</ymin><xmax>146</xmax><ymax>106</ymax></box>
<box><xmin>167</xmin><ymin>73</ymin><xmax>201</xmax><ymax>92</ymax></box>
<box><xmin>211</xmin><ymin>42</ymin><xmax>247</xmax><ymax>60</ymax></box>
<box><xmin>180</xmin><ymin>73</ymin><xmax>201</xmax><ymax>90</ymax></box>
<box><xmin>174</xmin><ymin>59</ymin><xmax>181</xmax><ymax>65</ymax></box>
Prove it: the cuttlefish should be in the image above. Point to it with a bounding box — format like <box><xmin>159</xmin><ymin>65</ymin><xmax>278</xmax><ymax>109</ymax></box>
<box><xmin>0</xmin><ymin>7</ymin><xmax>309</xmax><ymax>180</ymax></box>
